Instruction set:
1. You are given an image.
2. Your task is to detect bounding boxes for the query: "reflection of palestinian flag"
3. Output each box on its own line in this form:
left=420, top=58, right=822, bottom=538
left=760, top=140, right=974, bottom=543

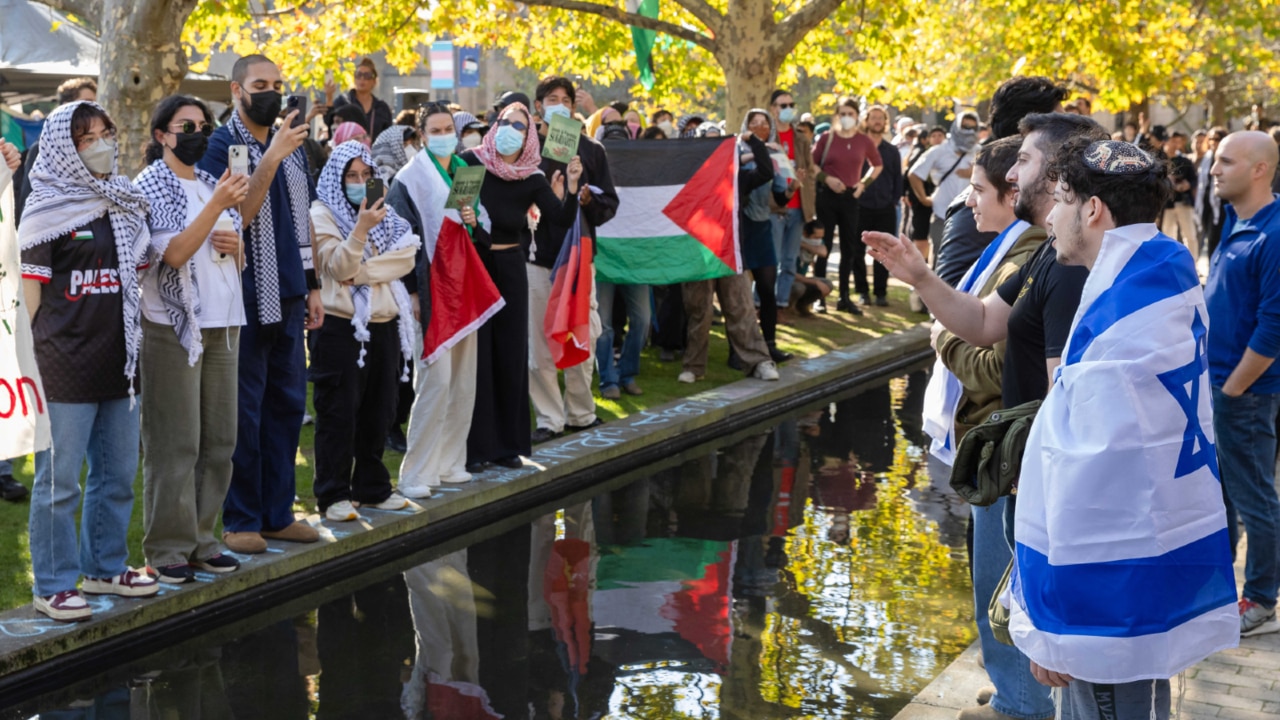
left=596, top=138, right=739, bottom=285
left=593, top=538, right=735, bottom=671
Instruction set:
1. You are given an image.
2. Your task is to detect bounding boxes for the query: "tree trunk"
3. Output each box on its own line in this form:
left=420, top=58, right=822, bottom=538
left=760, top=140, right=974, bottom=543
left=715, top=2, right=786, bottom=126
left=97, top=0, right=199, bottom=176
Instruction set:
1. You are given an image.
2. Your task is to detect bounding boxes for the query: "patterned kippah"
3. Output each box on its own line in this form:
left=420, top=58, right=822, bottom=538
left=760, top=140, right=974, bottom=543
left=1082, top=140, right=1155, bottom=174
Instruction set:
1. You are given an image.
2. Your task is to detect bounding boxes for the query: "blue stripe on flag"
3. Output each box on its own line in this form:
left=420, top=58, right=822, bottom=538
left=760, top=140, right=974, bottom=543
left=1012, top=528, right=1236, bottom=637
left=1065, top=238, right=1199, bottom=366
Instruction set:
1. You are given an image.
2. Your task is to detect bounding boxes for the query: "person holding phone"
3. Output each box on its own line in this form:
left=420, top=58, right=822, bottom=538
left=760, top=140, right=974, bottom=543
left=309, top=141, right=418, bottom=521
left=19, top=101, right=158, bottom=621
left=135, top=95, right=249, bottom=584
left=197, top=54, right=323, bottom=554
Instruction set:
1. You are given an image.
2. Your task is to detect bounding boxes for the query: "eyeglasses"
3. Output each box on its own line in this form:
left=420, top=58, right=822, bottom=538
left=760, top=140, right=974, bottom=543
left=344, top=169, right=375, bottom=182
left=74, top=127, right=117, bottom=150
left=498, top=119, right=528, bottom=131
left=168, top=120, right=214, bottom=137
left=775, top=102, right=795, bottom=109
left=355, top=71, right=376, bottom=80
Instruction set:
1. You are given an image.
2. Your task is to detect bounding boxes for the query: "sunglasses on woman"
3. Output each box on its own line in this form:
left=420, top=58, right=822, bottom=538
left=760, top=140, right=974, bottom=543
left=168, top=120, right=214, bottom=137
left=498, top=119, right=528, bottom=131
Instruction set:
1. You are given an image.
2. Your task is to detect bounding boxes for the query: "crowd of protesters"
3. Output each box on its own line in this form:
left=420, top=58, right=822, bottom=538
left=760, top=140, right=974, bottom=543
left=3, top=56, right=1280, bottom=720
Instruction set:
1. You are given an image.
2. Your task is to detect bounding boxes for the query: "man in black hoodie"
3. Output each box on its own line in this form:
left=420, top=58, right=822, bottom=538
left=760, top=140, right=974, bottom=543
left=527, top=78, right=621, bottom=443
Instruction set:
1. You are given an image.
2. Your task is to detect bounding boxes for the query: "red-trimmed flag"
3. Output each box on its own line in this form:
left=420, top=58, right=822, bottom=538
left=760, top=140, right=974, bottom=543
left=545, top=211, right=595, bottom=370
left=424, top=218, right=505, bottom=364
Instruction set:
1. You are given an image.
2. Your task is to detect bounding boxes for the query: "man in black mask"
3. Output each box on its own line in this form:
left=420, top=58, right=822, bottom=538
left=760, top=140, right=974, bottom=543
left=198, top=54, right=322, bottom=554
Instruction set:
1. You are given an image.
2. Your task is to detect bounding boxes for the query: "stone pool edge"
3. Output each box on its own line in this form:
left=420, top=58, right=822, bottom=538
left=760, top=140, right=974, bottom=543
left=0, top=324, right=931, bottom=690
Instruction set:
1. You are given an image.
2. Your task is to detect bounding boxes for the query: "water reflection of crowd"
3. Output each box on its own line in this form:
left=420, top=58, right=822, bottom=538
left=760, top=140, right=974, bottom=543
left=21, top=378, right=971, bottom=720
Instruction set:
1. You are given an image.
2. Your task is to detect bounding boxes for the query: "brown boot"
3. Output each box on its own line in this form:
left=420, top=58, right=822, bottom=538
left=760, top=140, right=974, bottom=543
left=223, top=531, right=268, bottom=554
left=261, top=521, right=320, bottom=543
left=976, top=686, right=995, bottom=705
left=957, top=704, right=1018, bottom=720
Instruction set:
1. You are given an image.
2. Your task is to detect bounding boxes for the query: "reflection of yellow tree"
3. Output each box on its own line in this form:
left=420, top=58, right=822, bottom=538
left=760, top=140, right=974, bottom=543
left=758, top=377, right=975, bottom=717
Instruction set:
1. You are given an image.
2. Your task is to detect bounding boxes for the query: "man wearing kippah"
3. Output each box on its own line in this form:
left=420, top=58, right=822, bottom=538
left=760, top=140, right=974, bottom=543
left=1205, top=131, right=1280, bottom=638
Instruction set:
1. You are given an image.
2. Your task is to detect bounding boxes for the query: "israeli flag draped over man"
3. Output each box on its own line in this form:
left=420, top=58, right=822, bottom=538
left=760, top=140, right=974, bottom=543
left=1009, top=222, right=1238, bottom=683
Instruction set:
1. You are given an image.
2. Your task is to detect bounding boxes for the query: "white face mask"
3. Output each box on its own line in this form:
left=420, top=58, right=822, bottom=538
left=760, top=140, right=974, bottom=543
left=461, top=133, right=482, bottom=149
left=839, top=116, right=857, bottom=131
left=78, top=137, right=117, bottom=176
left=658, top=120, right=675, bottom=136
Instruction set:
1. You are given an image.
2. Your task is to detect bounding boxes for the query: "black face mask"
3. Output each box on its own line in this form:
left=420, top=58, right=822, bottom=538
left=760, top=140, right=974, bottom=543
left=170, top=132, right=208, bottom=166
left=240, top=89, right=283, bottom=127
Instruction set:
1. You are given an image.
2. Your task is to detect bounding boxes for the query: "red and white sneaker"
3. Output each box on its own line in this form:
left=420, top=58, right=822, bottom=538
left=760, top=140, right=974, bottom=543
left=82, top=568, right=159, bottom=598
left=34, top=590, right=92, bottom=622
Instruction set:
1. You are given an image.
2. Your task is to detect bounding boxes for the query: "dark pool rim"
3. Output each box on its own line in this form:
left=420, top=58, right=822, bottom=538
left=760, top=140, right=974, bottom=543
left=0, top=347, right=933, bottom=706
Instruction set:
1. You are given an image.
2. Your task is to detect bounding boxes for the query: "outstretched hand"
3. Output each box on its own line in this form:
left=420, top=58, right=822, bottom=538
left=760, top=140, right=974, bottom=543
left=863, top=230, right=931, bottom=287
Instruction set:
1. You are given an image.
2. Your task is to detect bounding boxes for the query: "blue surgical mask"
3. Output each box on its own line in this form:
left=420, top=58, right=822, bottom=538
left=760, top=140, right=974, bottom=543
left=779, top=107, right=796, bottom=125
left=427, top=134, right=456, bottom=158
left=495, top=125, right=525, bottom=155
left=345, top=182, right=366, bottom=205
left=542, top=103, right=572, bottom=121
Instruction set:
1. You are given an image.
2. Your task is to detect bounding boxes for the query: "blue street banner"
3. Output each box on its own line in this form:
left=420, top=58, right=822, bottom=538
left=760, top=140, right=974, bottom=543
left=458, top=47, right=480, bottom=88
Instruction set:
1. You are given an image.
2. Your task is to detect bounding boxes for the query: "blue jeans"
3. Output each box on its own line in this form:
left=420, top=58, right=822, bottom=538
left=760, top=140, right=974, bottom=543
left=771, top=208, right=804, bottom=307
left=972, top=495, right=1055, bottom=720
left=30, top=398, right=141, bottom=596
left=1213, top=386, right=1280, bottom=607
left=596, top=281, right=651, bottom=389
left=225, top=298, right=308, bottom=533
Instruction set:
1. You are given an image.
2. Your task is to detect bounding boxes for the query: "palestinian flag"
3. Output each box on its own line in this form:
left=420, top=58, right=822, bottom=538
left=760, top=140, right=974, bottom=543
left=595, top=137, right=739, bottom=285
left=545, top=211, right=594, bottom=369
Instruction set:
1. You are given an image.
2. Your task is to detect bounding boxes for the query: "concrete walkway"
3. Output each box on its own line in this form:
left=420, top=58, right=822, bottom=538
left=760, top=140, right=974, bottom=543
left=894, top=540, right=1279, bottom=719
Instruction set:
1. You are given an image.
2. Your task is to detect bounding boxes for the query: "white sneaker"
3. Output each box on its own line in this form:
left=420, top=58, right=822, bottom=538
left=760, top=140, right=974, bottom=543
left=398, top=483, right=433, bottom=499
left=82, top=568, right=159, bottom=598
left=366, top=492, right=410, bottom=511
left=325, top=500, right=359, bottom=522
left=677, top=371, right=700, bottom=384
left=441, top=470, right=473, bottom=485
left=752, top=360, right=780, bottom=380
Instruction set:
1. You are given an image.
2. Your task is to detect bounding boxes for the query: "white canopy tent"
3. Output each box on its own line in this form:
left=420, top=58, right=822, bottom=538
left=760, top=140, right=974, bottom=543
left=0, top=0, right=230, bottom=104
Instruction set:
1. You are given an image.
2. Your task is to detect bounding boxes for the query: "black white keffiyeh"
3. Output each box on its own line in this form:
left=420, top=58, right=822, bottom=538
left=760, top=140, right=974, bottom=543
left=370, top=125, right=412, bottom=181
left=135, top=159, right=244, bottom=365
left=316, top=141, right=417, bottom=378
left=227, top=108, right=313, bottom=326
left=18, top=101, right=150, bottom=401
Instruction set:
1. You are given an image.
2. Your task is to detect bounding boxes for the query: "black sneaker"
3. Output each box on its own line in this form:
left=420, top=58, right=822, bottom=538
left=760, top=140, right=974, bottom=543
left=531, top=427, right=559, bottom=444
left=494, top=456, right=525, bottom=469
left=194, top=554, right=240, bottom=574
left=835, top=298, right=863, bottom=316
left=154, top=563, right=195, bottom=584
left=386, top=425, right=408, bottom=453
left=0, top=474, right=28, bottom=502
left=727, top=350, right=746, bottom=372
left=566, top=417, right=604, bottom=432
left=874, top=295, right=889, bottom=307
left=769, top=347, right=794, bottom=363
left=465, top=461, right=488, bottom=474
left=859, top=293, right=872, bottom=306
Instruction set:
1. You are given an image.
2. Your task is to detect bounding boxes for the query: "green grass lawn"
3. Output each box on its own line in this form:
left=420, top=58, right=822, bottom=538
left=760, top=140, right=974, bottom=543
left=0, top=284, right=923, bottom=610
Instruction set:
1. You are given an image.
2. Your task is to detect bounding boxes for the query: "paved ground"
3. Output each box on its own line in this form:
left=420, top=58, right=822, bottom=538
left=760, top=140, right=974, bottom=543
left=895, top=537, right=1280, bottom=719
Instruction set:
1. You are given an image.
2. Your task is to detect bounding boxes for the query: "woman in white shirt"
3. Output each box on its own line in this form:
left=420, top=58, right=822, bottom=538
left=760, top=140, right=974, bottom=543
left=136, top=95, right=249, bottom=585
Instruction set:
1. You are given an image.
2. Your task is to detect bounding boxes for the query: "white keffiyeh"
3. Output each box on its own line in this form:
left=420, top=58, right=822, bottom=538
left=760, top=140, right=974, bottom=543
left=135, top=159, right=243, bottom=365
left=18, top=101, right=150, bottom=403
left=316, top=141, right=418, bottom=377
left=227, top=108, right=313, bottom=326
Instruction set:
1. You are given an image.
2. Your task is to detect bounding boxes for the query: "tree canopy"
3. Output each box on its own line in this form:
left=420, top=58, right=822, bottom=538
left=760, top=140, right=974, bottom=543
left=179, top=0, right=1280, bottom=121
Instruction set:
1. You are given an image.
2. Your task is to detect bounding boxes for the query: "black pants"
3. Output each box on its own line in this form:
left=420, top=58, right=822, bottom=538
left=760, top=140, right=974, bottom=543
left=855, top=205, right=895, bottom=299
left=751, top=264, right=778, bottom=346
left=652, top=284, right=686, bottom=352
left=309, top=318, right=399, bottom=511
left=816, top=188, right=864, bottom=300
left=468, top=246, right=532, bottom=464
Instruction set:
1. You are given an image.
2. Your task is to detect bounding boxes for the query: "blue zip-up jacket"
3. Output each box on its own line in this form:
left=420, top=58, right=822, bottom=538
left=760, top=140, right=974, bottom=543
left=1206, top=194, right=1280, bottom=392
